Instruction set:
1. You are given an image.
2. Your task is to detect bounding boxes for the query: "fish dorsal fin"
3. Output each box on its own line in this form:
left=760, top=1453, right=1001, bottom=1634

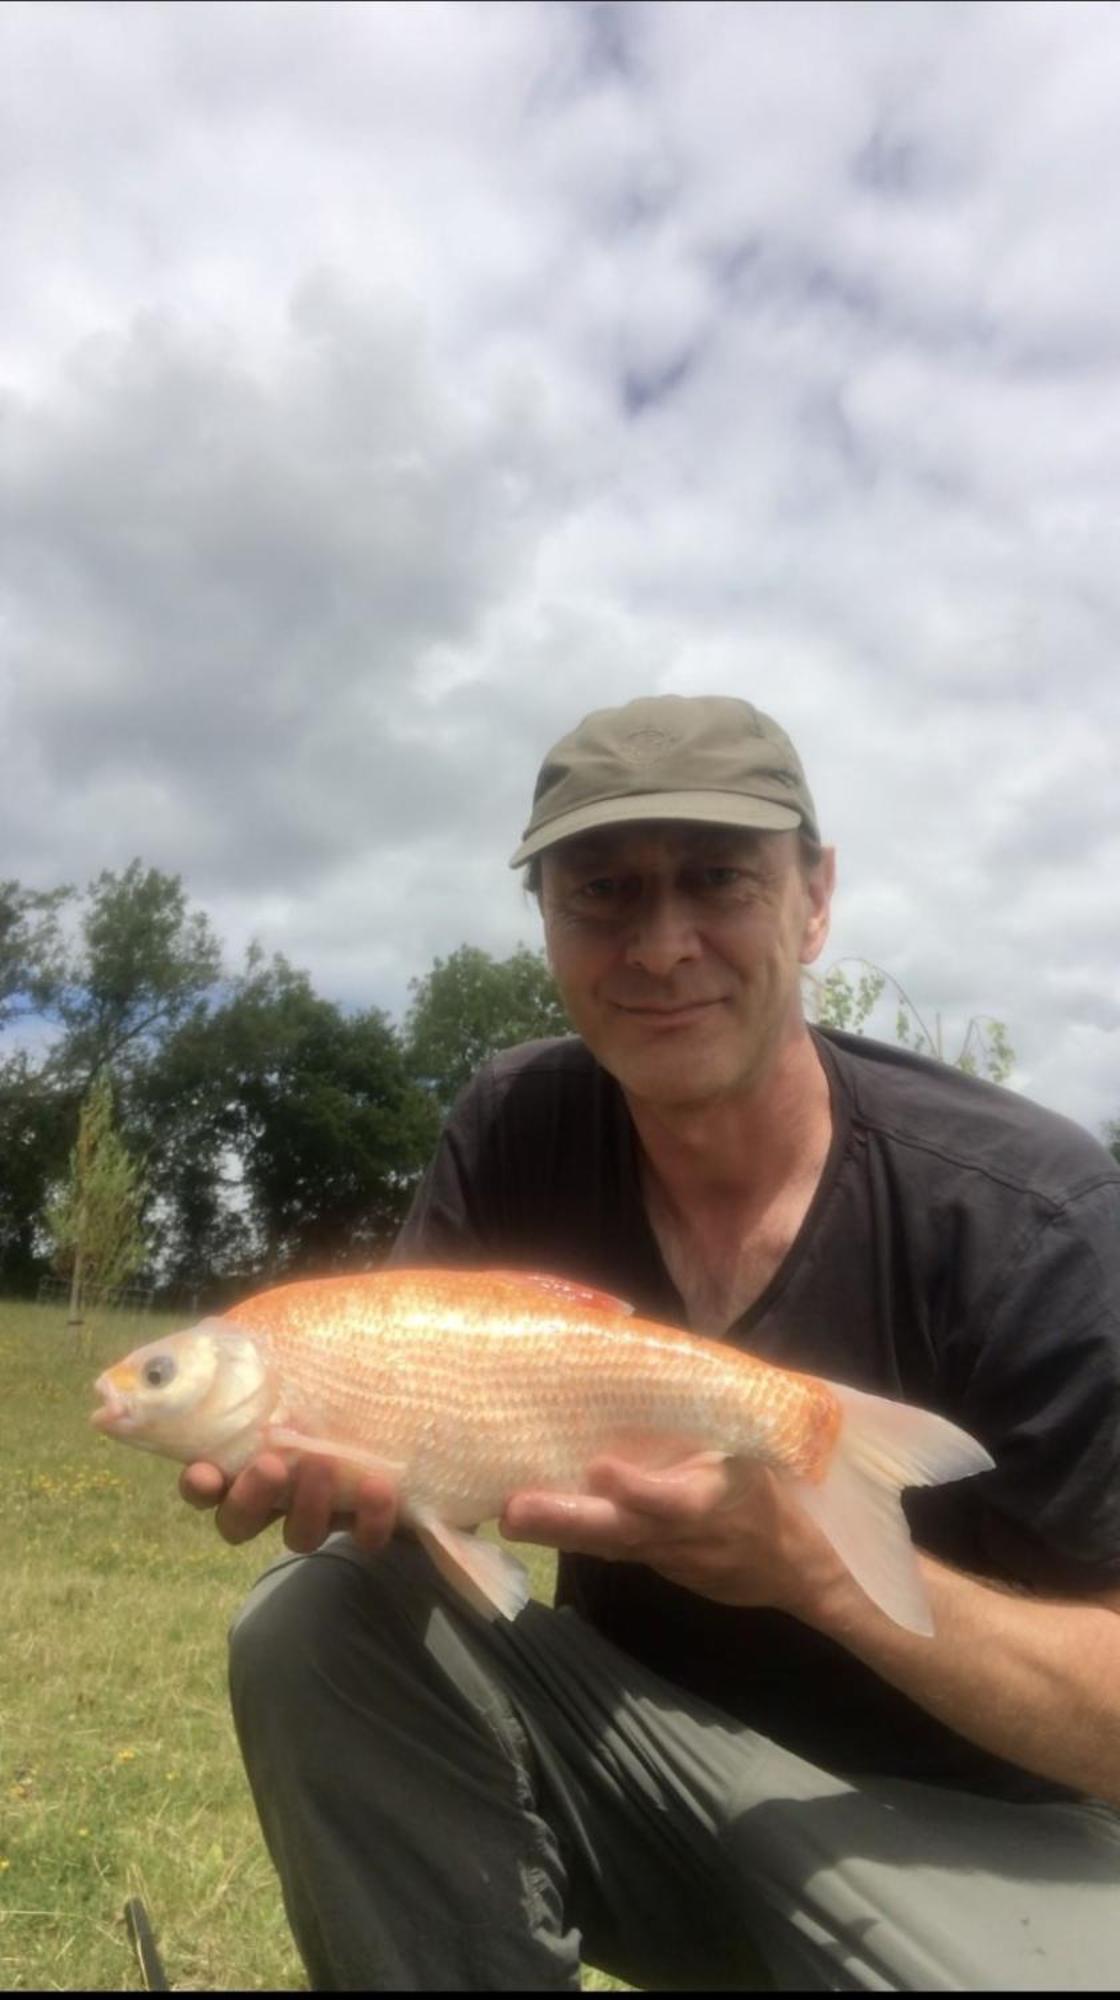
left=488, top=1270, right=635, bottom=1317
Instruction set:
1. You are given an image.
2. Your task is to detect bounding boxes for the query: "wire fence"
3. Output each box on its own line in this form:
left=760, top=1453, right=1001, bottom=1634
left=33, top=1274, right=203, bottom=1319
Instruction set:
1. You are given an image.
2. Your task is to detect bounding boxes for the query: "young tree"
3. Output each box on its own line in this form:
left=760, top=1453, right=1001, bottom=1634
left=404, top=944, right=569, bottom=1115
left=804, top=959, right=1015, bottom=1084
left=48, top=1071, right=147, bottom=1325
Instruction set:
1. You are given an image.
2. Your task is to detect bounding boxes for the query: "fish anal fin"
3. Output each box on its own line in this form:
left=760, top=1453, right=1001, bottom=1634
left=409, top=1504, right=530, bottom=1623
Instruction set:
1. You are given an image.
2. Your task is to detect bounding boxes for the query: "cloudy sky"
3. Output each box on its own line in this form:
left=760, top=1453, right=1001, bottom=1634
left=2, top=0, right=1118, bottom=1135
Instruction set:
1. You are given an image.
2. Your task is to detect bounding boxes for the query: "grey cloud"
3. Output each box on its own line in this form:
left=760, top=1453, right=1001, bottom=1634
left=2, top=0, right=1119, bottom=1135
left=1, top=282, right=567, bottom=892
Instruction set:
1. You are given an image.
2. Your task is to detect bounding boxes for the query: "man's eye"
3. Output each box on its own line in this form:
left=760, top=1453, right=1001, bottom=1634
left=578, top=877, right=620, bottom=900
left=697, top=866, right=743, bottom=890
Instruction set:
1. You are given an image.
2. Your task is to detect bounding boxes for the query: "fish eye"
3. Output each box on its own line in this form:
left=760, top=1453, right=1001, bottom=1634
left=142, top=1354, right=177, bottom=1390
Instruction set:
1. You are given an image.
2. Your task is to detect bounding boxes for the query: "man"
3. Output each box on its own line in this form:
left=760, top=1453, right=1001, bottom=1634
left=184, top=695, right=1120, bottom=1991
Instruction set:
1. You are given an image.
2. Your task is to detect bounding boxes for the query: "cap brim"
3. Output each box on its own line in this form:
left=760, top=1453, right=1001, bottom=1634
left=508, top=790, right=802, bottom=867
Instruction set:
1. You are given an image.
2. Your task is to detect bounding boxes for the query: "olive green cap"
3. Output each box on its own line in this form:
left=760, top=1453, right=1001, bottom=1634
left=509, top=694, right=819, bottom=867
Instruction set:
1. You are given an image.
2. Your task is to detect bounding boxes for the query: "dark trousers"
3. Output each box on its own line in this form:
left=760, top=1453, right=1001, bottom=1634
left=229, top=1535, right=1120, bottom=1991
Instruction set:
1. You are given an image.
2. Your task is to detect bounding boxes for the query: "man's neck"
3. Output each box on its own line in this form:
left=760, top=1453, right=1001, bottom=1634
left=625, top=1025, right=833, bottom=1220
left=624, top=1025, right=834, bottom=1336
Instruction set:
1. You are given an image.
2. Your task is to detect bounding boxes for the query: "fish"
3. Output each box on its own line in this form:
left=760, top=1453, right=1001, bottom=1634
left=90, top=1265, right=993, bottom=1634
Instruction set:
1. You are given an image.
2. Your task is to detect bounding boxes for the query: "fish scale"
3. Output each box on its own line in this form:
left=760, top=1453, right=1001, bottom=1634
left=92, top=1264, right=993, bottom=1633
left=227, top=1269, right=836, bottom=1501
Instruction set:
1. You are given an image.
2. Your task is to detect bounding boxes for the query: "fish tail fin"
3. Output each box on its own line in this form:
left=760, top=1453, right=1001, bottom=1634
left=790, top=1383, right=993, bottom=1636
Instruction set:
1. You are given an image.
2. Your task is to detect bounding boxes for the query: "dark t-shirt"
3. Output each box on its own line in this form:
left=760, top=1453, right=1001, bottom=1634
left=391, top=1027, right=1120, bottom=1800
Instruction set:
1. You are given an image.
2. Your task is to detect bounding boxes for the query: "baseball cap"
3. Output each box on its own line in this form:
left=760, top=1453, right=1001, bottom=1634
left=509, top=694, right=820, bottom=867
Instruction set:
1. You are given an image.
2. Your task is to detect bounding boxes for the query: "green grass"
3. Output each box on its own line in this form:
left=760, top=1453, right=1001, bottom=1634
left=0, top=1300, right=623, bottom=1991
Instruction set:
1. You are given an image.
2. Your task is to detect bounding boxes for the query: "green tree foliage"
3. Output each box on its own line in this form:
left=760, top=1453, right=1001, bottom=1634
left=46, top=1071, right=147, bottom=1322
left=140, top=951, right=439, bottom=1286
left=46, top=860, right=223, bottom=1089
left=404, top=944, right=569, bottom=1115
left=0, top=880, right=70, bottom=1029
left=806, top=959, right=1015, bottom=1083
left=0, top=864, right=224, bottom=1290
left=0, top=1055, right=73, bottom=1291
left=1105, top=1119, right=1120, bottom=1167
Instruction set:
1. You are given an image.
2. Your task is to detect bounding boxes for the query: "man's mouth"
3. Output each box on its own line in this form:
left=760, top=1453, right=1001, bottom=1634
left=613, top=998, right=724, bottom=1023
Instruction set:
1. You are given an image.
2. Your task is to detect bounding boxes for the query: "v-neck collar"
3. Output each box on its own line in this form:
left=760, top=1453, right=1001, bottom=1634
left=609, top=1027, right=855, bottom=1344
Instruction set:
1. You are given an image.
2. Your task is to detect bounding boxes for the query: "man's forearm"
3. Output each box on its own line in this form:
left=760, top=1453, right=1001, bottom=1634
left=811, top=1555, right=1120, bottom=1804
left=503, top=1457, right=1120, bottom=1804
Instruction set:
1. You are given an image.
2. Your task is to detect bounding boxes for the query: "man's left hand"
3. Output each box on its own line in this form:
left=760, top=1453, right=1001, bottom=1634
left=499, top=1454, right=848, bottom=1622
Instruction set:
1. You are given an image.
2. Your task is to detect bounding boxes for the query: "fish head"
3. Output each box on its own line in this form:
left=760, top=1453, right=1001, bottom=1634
left=91, top=1320, right=274, bottom=1473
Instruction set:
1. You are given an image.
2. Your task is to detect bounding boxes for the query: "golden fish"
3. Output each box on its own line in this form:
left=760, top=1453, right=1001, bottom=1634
left=90, top=1266, right=992, bottom=1633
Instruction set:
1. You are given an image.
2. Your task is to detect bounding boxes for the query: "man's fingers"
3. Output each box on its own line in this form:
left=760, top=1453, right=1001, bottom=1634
left=183, top=1450, right=400, bottom=1555
left=215, top=1454, right=292, bottom=1545
left=500, top=1453, right=754, bottom=1558
left=586, top=1453, right=742, bottom=1521
left=179, top=1462, right=228, bottom=1510
left=282, top=1456, right=339, bottom=1554
left=501, top=1490, right=635, bottom=1555
left=349, top=1475, right=399, bottom=1554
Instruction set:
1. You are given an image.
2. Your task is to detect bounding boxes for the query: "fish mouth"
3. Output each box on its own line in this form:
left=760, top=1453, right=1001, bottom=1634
left=90, top=1372, right=135, bottom=1434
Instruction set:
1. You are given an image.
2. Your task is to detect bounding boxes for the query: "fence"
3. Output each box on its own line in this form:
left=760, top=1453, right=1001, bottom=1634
left=34, top=1275, right=203, bottom=1318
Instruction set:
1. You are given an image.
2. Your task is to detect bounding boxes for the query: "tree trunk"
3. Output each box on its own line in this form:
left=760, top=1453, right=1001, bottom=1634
left=68, top=1241, right=84, bottom=1328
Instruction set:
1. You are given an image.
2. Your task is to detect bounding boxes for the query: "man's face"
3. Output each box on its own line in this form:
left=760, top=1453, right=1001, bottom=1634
left=540, top=822, right=834, bottom=1110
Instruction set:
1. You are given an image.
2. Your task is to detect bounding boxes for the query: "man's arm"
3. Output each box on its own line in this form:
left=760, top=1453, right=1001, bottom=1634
left=501, top=1454, right=1120, bottom=1806
left=833, top=1551, right=1120, bottom=1805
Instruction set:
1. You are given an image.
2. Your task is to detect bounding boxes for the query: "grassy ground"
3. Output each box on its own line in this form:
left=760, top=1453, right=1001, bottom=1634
left=0, top=1299, right=623, bottom=1991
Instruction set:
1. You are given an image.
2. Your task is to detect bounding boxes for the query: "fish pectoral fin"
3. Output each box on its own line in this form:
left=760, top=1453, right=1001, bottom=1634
left=263, top=1425, right=406, bottom=1504
left=409, top=1503, right=530, bottom=1624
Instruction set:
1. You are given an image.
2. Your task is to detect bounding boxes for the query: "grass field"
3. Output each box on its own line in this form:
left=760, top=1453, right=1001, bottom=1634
left=0, top=1299, right=623, bottom=1991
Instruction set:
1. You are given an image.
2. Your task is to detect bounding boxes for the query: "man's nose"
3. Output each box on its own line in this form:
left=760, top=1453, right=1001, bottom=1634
left=622, top=891, right=702, bottom=974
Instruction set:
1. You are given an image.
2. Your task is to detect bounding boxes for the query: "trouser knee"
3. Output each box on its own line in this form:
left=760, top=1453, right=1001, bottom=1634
left=227, top=1537, right=426, bottom=1728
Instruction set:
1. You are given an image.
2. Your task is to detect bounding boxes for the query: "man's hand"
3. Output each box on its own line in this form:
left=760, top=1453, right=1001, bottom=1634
left=179, top=1454, right=399, bottom=1556
left=499, top=1454, right=849, bottom=1622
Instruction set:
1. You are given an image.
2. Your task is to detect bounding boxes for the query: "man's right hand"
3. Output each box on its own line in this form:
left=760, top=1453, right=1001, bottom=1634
left=179, top=1454, right=400, bottom=1556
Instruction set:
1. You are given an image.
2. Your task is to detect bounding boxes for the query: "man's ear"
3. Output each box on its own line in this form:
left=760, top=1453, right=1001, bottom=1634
left=799, top=847, right=836, bottom=967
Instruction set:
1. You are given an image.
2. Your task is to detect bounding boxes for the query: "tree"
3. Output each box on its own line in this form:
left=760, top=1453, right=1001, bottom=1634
left=139, top=950, right=439, bottom=1287
left=1105, top=1119, right=1120, bottom=1168
left=0, top=863, right=224, bottom=1294
left=44, top=860, right=223, bottom=1091
left=0, top=880, right=70, bottom=1030
left=47, top=1070, right=147, bottom=1324
left=404, top=945, right=569, bottom=1114
left=0, top=1054, right=73, bottom=1292
left=805, top=959, right=1015, bottom=1084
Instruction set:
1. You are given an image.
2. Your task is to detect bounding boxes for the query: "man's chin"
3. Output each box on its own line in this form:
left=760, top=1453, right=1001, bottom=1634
left=602, top=1045, right=761, bottom=1111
